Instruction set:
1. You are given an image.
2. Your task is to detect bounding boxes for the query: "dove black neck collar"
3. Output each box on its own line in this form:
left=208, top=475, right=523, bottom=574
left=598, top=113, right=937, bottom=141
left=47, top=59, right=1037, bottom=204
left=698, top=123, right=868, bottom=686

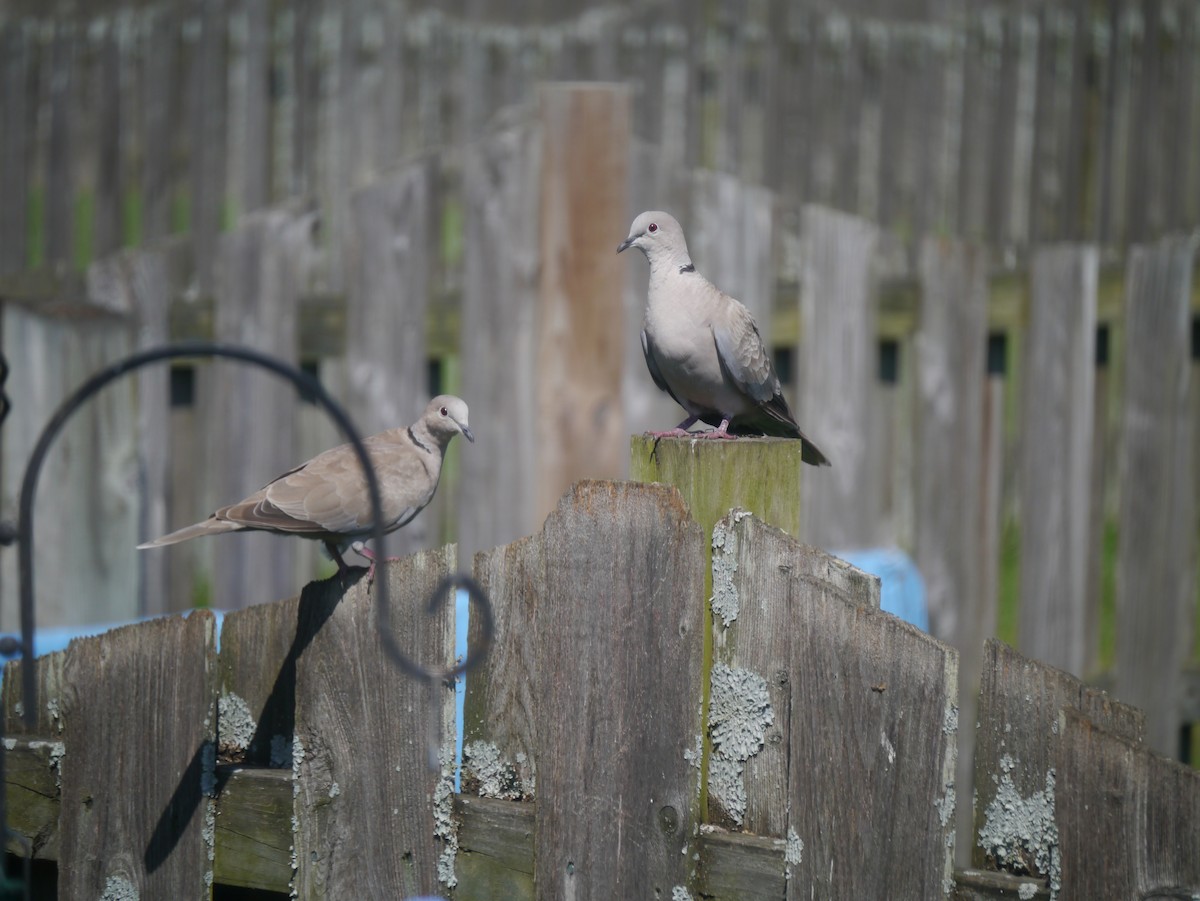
left=407, top=426, right=436, bottom=455
left=678, top=262, right=695, bottom=274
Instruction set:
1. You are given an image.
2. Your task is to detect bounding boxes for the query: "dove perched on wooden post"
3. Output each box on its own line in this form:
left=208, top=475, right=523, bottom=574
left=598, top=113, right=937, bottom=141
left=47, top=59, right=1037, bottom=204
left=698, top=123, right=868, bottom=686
left=138, top=395, right=474, bottom=571
left=618, top=211, right=830, bottom=466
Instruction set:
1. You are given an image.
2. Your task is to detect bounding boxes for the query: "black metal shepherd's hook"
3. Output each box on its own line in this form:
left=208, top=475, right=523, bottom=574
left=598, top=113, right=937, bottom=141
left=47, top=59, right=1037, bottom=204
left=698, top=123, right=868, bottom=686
left=0, top=342, right=494, bottom=862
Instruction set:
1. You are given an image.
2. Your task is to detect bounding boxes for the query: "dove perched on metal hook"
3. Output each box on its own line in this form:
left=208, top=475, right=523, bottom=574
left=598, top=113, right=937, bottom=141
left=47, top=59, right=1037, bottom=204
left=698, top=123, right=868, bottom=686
left=138, top=395, right=474, bottom=570
left=618, top=211, right=829, bottom=466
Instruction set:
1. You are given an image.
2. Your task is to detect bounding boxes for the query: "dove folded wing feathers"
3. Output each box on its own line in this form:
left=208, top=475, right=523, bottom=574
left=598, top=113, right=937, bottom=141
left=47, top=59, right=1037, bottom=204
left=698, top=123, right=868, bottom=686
left=137, top=394, right=474, bottom=570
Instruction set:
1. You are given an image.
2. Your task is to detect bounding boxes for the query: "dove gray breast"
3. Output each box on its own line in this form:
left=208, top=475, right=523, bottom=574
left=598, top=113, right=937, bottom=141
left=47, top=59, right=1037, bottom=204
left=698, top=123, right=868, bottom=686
left=618, top=210, right=829, bottom=466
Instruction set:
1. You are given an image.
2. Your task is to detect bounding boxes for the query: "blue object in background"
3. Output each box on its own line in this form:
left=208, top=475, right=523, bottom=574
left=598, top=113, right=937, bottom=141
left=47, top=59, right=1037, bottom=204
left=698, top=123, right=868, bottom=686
left=835, top=548, right=929, bottom=631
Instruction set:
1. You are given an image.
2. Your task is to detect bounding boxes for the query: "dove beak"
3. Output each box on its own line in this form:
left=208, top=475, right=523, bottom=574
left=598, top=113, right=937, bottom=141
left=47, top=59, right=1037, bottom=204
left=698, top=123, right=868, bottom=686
left=616, top=235, right=635, bottom=254
left=460, top=424, right=475, bottom=443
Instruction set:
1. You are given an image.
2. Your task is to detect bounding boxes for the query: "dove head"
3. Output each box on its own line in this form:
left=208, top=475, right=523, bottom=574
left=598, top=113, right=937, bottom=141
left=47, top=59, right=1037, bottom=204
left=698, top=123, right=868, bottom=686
left=420, top=395, right=474, bottom=446
left=617, top=211, right=692, bottom=271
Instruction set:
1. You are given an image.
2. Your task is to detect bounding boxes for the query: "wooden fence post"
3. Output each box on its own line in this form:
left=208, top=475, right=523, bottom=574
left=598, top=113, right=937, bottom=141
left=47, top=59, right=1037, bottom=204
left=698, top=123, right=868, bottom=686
left=797, top=204, right=880, bottom=549
left=1018, top=245, right=1098, bottom=676
left=1116, top=234, right=1197, bottom=756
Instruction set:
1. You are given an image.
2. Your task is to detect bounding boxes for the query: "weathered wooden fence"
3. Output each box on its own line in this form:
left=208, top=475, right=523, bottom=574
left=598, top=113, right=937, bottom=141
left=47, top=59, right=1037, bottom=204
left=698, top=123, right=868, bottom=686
left=1, top=0, right=1198, bottom=868
left=2, top=444, right=1197, bottom=898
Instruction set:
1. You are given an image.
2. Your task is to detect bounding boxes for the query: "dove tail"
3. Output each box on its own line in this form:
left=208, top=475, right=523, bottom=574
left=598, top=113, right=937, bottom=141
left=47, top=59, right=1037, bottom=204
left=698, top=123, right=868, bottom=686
left=137, top=517, right=243, bottom=549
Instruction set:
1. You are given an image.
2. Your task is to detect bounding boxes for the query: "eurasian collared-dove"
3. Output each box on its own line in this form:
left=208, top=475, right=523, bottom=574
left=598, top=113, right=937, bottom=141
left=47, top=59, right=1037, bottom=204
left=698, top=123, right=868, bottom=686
left=138, top=395, right=474, bottom=570
left=618, top=211, right=830, bottom=466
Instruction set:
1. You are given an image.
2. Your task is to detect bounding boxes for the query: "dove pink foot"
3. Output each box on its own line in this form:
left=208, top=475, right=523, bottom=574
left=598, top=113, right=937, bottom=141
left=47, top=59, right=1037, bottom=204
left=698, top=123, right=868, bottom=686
left=647, top=415, right=702, bottom=439
left=351, top=541, right=404, bottom=582
left=690, top=418, right=737, bottom=440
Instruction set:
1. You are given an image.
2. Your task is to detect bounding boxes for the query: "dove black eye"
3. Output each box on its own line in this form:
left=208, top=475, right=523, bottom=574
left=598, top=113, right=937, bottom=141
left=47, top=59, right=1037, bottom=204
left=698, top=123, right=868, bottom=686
left=648, top=223, right=658, bottom=233
left=440, top=406, right=448, bottom=416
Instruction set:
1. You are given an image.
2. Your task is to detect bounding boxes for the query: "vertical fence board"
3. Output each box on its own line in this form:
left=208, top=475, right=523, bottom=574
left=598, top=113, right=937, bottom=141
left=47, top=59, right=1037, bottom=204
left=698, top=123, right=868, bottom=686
left=239, top=0, right=271, bottom=212
left=1116, top=234, right=1197, bottom=756
left=784, top=553, right=958, bottom=899
left=44, top=27, right=76, bottom=267
left=534, top=482, right=704, bottom=900
left=187, top=0, right=228, bottom=294
left=292, top=549, right=456, bottom=899
left=710, top=512, right=879, bottom=837
left=1056, top=708, right=1200, bottom=898
left=1, top=23, right=32, bottom=275
left=207, top=208, right=314, bottom=609
left=973, top=639, right=1145, bottom=875
left=458, top=112, right=541, bottom=561
left=93, top=24, right=124, bottom=260
left=535, top=84, right=630, bottom=523
left=1018, top=245, right=1098, bottom=676
left=797, top=205, right=880, bottom=549
left=141, top=7, right=181, bottom=243
left=58, top=612, right=218, bottom=898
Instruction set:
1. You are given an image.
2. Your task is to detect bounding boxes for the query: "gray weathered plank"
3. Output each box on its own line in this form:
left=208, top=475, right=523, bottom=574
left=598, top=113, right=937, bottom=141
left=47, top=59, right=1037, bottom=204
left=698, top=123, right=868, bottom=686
left=140, top=6, right=181, bottom=243
left=187, top=0, right=229, bottom=294
left=534, top=481, right=704, bottom=900
left=44, top=26, right=76, bottom=267
left=783, top=541, right=959, bottom=898
left=1018, top=245, right=1098, bottom=676
left=93, top=23, right=124, bottom=260
left=1115, top=234, right=1197, bottom=755
left=913, top=235, right=988, bottom=643
left=206, top=207, right=316, bottom=608
left=213, top=765, right=292, bottom=892
left=86, top=238, right=193, bottom=614
left=797, top=204, right=880, bottom=549
left=1055, top=707, right=1200, bottom=898
left=0, top=22, right=32, bottom=275
left=973, top=639, right=1145, bottom=878
left=457, top=108, right=541, bottom=561
left=292, top=549, right=457, bottom=899
left=58, top=611, right=218, bottom=898
left=709, top=511, right=879, bottom=836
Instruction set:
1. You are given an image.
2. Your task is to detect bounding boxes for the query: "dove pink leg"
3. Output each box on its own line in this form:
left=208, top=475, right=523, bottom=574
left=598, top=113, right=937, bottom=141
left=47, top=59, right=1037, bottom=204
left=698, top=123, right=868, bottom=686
left=647, top=415, right=702, bottom=439
left=350, top=542, right=404, bottom=582
left=691, top=418, right=737, bottom=440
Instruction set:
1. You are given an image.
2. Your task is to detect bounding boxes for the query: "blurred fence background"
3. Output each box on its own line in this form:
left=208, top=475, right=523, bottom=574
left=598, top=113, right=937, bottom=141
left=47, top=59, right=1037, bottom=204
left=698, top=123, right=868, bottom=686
left=0, top=0, right=1197, bottom=780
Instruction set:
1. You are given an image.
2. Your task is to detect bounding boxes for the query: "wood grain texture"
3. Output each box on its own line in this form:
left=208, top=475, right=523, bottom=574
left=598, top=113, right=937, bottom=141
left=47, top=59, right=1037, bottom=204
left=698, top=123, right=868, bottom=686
left=291, top=548, right=456, bottom=899
left=780, top=546, right=958, bottom=898
left=463, top=534, right=542, bottom=799
left=534, top=481, right=705, bottom=900
left=1019, top=245, right=1098, bottom=677
left=1056, top=708, right=1200, bottom=899
left=58, top=611, right=218, bottom=899
left=217, top=592, right=306, bottom=766
left=1116, top=235, right=1197, bottom=755
left=213, top=766, right=292, bottom=891
left=630, top=434, right=809, bottom=541
left=709, top=511, right=879, bottom=836
left=535, top=84, right=630, bottom=524
left=973, top=639, right=1145, bottom=876
left=0, top=22, right=31, bottom=275
left=797, top=204, right=881, bottom=548
left=457, top=108, right=541, bottom=562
